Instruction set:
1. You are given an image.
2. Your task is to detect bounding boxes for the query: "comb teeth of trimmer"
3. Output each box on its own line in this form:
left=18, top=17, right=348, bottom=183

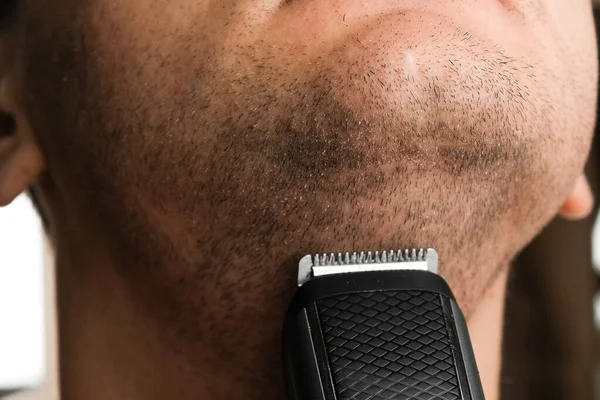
left=297, top=248, right=438, bottom=286
left=313, top=248, right=426, bottom=266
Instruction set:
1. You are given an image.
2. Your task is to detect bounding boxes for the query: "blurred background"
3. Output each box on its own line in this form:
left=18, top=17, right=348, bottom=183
left=0, top=196, right=57, bottom=400
left=5, top=5, right=600, bottom=400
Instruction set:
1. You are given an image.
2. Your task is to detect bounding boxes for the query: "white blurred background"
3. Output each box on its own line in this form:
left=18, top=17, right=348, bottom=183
left=0, top=195, right=57, bottom=400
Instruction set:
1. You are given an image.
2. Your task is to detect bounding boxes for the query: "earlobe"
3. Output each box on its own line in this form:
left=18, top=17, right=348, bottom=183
left=558, top=175, right=594, bottom=220
left=0, top=77, right=46, bottom=207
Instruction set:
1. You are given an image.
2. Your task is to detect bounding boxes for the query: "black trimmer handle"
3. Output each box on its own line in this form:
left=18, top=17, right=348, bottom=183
left=283, top=270, right=485, bottom=400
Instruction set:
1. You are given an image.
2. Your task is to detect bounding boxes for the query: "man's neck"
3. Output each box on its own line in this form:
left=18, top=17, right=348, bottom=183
left=55, top=238, right=507, bottom=400
left=55, top=234, right=291, bottom=400
left=469, top=268, right=508, bottom=400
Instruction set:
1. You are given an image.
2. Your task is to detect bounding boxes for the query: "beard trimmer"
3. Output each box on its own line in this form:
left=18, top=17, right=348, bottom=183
left=283, top=248, right=485, bottom=400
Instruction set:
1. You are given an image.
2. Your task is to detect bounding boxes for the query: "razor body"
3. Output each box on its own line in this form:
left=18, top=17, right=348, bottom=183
left=283, top=249, right=484, bottom=400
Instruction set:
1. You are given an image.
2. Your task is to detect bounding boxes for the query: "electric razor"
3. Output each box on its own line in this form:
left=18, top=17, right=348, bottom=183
left=283, top=248, right=485, bottom=400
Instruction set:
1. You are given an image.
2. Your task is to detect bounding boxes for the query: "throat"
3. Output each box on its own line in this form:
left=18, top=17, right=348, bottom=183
left=55, top=245, right=291, bottom=400
left=467, top=266, right=509, bottom=400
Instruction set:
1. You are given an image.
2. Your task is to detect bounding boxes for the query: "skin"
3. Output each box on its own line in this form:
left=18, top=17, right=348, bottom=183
left=0, top=0, right=597, bottom=399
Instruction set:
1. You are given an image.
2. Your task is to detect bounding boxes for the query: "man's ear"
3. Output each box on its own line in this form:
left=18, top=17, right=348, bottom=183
left=0, top=61, right=46, bottom=207
left=559, top=175, right=594, bottom=220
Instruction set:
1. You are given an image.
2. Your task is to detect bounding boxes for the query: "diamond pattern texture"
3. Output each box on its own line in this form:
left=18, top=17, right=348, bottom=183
left=317, top=291, right=461, bottom=400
